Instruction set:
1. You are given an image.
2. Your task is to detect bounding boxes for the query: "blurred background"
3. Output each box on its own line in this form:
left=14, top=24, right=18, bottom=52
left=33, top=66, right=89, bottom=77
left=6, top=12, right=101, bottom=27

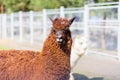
left=0, top=0, right=120, bottom=80
left=0, top=0, right=119, bottom=57
left=0, top=0, right=118, bottom=13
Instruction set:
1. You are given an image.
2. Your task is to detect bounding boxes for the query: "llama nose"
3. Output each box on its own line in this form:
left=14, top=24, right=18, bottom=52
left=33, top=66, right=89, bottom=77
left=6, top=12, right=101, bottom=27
left=57, top=38, right=63, bottom=42
left=57, top=35, right=63, bottom=43
left=57, top=35, right=62, bottom=39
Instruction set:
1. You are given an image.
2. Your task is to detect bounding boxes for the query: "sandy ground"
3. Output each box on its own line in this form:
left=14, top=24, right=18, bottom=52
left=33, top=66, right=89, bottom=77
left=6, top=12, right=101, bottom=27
left=0, top=39, right=120, bottom=80
left=72, top=54, right=120, bottom=80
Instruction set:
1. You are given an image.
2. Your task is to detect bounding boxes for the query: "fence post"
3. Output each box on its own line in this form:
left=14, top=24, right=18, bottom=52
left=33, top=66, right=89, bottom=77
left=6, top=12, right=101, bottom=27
left=43, top=9, right=47, bottom=41
left=30, top=11, right=34, bottom=44
left=19, top=11, right=23, bottom=42
left=60, top=6, right=65, bottom=18
left=84, top=4, right=89, bottom=54
left=0, top=15, right=1, bottom=38
left=2, top=14, right=7, bottom=39
left=10, top=13, right=14, bottom=40
left=118, top=1, right=120, bottom=60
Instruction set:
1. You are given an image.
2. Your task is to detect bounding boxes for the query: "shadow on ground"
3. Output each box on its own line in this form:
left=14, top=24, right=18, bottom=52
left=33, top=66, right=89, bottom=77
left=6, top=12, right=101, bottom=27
left=72, top=73, right=105, bottom=80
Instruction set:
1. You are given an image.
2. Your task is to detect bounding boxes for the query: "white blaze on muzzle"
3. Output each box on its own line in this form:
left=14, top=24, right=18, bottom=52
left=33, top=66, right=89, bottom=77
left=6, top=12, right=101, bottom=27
left=56, top=30, right=64, bottom=43
left=57, top=38, right=63, bottom=43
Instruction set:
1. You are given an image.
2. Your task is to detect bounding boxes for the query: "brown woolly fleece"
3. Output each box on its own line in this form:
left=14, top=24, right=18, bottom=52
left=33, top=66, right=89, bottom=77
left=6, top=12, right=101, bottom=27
left=0, top=17, right=75, bottom=80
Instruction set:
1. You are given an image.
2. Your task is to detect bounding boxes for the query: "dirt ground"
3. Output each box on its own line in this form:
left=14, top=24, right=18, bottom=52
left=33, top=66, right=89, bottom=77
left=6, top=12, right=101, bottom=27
left=0, top=39, right=120, bottom=80
left=72, top=54, right=120, bottom=80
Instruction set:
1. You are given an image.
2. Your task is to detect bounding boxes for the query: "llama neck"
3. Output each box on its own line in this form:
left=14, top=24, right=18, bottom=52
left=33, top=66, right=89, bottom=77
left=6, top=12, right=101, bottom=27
left=42, top=32, right=72, bottom=56
left=32, top=31, right=72, bottom=80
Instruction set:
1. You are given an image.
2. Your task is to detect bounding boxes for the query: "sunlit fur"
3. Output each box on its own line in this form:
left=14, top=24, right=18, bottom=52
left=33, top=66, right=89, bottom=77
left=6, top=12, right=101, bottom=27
left=0, top=17, right=75, bottom=80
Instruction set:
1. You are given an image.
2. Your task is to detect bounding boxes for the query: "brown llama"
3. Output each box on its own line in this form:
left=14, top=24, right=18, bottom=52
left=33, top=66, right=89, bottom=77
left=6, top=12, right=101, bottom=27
left=0, top=17, right=75, bottom=80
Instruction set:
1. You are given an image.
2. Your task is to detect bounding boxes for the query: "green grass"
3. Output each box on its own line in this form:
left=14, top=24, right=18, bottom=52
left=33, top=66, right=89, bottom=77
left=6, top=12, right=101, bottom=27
left=0, top=45, right=10, bottom=50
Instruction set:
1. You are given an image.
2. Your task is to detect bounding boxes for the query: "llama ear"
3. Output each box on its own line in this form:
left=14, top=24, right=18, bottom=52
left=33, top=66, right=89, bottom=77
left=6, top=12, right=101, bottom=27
left=69, top=17, right=76, bottom=25
left=49, top=17, right=53, bottom=22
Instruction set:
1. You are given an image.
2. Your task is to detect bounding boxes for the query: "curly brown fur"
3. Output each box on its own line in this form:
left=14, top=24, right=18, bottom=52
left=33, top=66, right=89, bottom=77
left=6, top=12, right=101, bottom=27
left=0, top=50, right=38, bottom=80
left=0, top=17, right=75, bottom=80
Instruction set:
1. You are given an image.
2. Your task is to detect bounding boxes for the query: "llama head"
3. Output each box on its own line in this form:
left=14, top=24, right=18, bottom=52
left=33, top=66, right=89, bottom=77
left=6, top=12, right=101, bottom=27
left=50, top=17, right=76, bottom=45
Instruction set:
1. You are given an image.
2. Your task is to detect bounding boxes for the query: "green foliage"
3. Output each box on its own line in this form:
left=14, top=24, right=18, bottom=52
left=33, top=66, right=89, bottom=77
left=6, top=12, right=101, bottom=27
left=0, top=0, right=119, bottom=12
left=29, top=0, right=84, bottom=11
left=1, top=0, right=30, bottom=13
left=28, top=0, right=44, bottom=11
left=57, top=0, right=84, bottom=8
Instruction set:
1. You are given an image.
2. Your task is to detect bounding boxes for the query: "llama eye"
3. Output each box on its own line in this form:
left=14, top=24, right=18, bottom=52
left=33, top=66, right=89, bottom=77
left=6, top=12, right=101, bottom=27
left=64, top=30, right=69, bottom=34
left=52, top=27, right=57, bottom=34
left=53, top=29, right=56, bottom=33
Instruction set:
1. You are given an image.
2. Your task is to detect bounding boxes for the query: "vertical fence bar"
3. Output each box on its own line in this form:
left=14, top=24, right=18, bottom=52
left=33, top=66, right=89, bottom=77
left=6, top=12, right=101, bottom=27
left=117, top=1, right=120, bottom=60
left=0, top=15, right=1, bottom=38
left=30, top=11, right=34, bottom=44
left=2, top=14, right=7, bottom=39
left=43, top=9, right=47, bottom=41
left=19, top=11, right=23, bottom=42
left=60, top=6, right=65, bottom=18
left=2, top=14, right=4, bottom=38
left=84, top=4, right=89, bottom=54
left=10, top=13, right=14, bottom=40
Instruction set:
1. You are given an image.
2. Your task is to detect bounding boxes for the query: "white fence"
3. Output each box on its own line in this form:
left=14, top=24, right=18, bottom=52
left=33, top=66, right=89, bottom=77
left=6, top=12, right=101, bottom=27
left=0, top=7, right=84, bottom=45
left=0, top=2, right=120, bottom=60
left=86, top=2, right=120, bottom=60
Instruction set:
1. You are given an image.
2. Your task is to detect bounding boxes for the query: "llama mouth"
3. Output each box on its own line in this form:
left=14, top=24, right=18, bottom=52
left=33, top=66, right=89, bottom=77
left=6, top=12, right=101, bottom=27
left=57, top=39, right=63, bottom=44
